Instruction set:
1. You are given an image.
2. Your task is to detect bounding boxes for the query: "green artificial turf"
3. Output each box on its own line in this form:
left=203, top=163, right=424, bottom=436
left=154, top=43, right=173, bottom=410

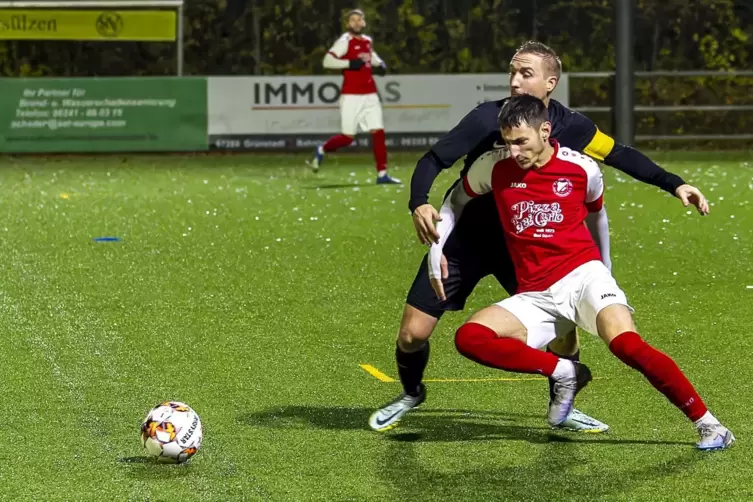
left=0, top=150, right=751, bottom=501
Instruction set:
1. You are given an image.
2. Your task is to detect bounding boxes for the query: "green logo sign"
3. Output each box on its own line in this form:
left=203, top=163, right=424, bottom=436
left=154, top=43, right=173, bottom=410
left=0, top=78, right=208, bottom=153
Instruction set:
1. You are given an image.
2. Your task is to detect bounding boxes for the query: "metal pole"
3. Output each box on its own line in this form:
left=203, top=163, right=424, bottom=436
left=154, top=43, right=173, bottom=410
left=253, top=5, right=261, bottom=74
left=615, top=0, right=634, bottom=145
left=177, top=3, right=184, bottom=76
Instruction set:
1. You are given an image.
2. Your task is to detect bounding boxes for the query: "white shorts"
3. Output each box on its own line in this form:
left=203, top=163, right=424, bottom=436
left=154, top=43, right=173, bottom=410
left=340, top=93, right=383, bottom=136
left=496, top=260, right=633, bottom=349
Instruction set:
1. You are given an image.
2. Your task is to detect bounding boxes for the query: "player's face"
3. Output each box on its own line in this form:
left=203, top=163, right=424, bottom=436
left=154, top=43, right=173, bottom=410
left=348, top=14, right=366, bottom=34
left=502, top=121, right=552, bottom=169
left=509, top=53, right=557, bottom=100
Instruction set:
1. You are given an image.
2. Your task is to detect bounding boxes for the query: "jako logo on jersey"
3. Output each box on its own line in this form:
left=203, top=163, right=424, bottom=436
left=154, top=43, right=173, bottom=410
left=510, top=201, right=564, bottom=234
left=510, top=182, right=527, bottom=188
left=600, top=293, right=617, bottom=300
left=552, top=178, right=573, bottom=197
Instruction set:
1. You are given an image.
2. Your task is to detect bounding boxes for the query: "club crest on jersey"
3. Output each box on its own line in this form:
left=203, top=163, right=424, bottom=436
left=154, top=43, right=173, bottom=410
left=552, top=178, right=573, bottom=198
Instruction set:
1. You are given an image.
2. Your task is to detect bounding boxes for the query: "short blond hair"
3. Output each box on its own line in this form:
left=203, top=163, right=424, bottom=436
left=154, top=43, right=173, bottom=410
left=515, top=41, right=562, bottom=79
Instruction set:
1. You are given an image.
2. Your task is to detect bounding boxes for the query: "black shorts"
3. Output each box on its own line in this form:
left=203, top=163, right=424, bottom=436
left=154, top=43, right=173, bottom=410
left=406, top=194, right=517, bottom=319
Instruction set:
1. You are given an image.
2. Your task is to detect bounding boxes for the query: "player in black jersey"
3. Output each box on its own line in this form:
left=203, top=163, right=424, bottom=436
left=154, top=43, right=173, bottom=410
left=369, top=41, right=709, bottom=432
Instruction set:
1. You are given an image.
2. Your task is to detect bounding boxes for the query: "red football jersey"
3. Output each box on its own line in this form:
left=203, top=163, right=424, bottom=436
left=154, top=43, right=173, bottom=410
left=328, top=32, right=383, bottom=95
left=463, top=140, right=604, bottom=293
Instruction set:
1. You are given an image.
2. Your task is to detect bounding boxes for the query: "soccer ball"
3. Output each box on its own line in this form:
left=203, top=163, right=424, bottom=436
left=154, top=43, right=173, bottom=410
left=141, top=401, right=203, bottom=463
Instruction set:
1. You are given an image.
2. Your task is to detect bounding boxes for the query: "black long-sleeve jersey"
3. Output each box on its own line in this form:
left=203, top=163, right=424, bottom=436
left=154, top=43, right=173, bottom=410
left=408, top=98, right=686, bottom=212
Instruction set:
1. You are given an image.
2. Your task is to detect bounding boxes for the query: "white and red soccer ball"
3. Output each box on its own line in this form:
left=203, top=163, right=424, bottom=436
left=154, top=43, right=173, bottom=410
left=141, top=401, right=203, bottom=463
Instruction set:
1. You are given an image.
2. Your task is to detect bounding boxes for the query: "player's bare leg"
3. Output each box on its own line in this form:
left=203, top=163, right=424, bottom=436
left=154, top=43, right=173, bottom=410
left=371, top=128, right=401, bottom=184
left=308, top=134, right=354, bottom=172
left=454, top=305, right=592, bottom=427
left=369, top=305, right=435, bottom=431
left=596, top=304, right=734, bottom=451
left=546, top=331, right=609, bottom=432
left=548, top=329, right=579, bottom=357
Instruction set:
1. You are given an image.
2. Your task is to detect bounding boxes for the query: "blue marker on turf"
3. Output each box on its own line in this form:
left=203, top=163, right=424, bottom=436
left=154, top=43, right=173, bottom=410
left=93, top=237, right=121, bottom=242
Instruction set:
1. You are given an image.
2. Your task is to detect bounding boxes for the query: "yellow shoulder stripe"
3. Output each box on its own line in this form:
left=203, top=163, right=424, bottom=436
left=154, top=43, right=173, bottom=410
left=583, top=129, right=615, bottom=161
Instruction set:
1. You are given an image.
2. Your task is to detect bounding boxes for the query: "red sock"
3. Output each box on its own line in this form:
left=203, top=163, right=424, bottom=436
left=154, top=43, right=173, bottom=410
left=455, top=322, right=559, bottom=376
left=322, top=134, right=353, bottom=153
left=371, top=129, right=387, bottom=173
left=609, top=332, right=707, bottom=421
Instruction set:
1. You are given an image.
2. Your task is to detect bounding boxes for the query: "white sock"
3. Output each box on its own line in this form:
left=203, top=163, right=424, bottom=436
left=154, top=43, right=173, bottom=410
left=551, top=359, right=575, bottom=381
left=377, top=170, right=388, bottom=178
left=694, top=411, right=720, bottom=429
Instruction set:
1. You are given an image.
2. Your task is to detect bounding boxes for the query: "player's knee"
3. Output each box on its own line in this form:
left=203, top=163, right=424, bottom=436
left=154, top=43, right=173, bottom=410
left=397, top=324, right=432, bottom=351
left=548, top=329, right=579, bottom=356
left=454, top=323, right=474, bottom=355
left=607, top=331, right=651, bottom=369
left=397, top=305, right=438, bottom=350
left=454, top=322, right=496, bottom=357
left=596, top=304, right=636, bottom=344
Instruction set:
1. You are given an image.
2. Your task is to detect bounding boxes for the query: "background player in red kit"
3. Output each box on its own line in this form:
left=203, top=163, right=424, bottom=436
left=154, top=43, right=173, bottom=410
left=309, top=9, right=400, bottom=185
left=431, top=95, right=734, bottom=451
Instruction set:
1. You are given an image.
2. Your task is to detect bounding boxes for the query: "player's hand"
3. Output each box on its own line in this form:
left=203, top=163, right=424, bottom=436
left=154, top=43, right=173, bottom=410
left=372, top=64, right=387, bottom=76
left=348, top=59, right=365, bottom=70
left=412, top=204, right=442, bottom=245
left=429, top=254, right=449, bottom=301
left=675, top=184, right=710, bottom=215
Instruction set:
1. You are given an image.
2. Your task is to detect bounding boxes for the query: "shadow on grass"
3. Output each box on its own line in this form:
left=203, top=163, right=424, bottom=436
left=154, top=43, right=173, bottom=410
left=118, top=455, right=196, bottom=479
left=303, top=182, right=383, bottom=190
left=380, top=436, right=704, bottom=501
left=239, top=405, right=705, bottom=500
left=237, top=405, right=694, bottom=447
left=118, top=456, right=152, bottom=464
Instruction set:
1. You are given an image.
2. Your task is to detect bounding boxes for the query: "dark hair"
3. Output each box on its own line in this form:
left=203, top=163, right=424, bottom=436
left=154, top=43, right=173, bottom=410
left=514, top=41, right=562, bottom=79
left=498, top=95, right=549, bottom=130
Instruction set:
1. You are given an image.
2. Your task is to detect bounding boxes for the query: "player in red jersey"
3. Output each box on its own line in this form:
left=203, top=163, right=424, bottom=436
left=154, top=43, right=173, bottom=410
left=430, top=95, right=734, bottom=451
left=308, top=9, right=400, bottom=185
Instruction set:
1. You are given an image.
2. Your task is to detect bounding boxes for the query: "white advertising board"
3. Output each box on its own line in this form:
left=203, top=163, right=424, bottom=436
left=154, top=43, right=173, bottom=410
left=208, top=74, right=569, bottom=150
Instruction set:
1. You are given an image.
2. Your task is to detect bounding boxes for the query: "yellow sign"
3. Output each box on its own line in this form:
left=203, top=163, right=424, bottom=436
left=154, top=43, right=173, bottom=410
left=0, top=10, right=176, bottom=41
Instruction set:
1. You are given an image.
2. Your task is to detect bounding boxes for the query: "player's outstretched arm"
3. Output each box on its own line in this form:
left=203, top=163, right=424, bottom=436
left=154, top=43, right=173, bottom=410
left=558, top=108, right=709, bottom=215
left=582, top=128, right=709, bottom=215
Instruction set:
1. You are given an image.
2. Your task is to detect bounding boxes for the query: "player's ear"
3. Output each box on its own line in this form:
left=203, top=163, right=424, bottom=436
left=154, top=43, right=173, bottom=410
left=546, top=75, right=558, bottom=94
left=540, top=121, right=552, bottom=141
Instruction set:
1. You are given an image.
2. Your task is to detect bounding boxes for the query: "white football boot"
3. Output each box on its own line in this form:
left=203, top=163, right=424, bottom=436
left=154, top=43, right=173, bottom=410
left=548, top=362, right=592, bottom=427
left=696, top=423, right=735, bottom=451
left=369, top=384, right=426, bottom=432
left=554, top=408, right=610, bottom=433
